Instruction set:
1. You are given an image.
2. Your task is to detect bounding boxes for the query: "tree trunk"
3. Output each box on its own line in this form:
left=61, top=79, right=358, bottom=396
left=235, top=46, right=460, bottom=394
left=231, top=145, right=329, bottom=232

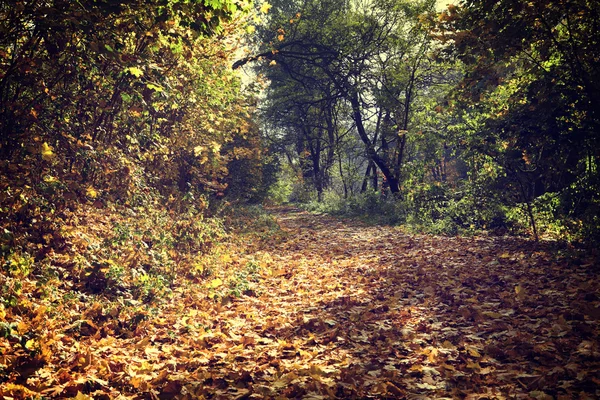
left=338, top=152, right=348, bottom=199
left=350, top=93, right=400, bottom=194
left=361, top=162, right=372, bottom=193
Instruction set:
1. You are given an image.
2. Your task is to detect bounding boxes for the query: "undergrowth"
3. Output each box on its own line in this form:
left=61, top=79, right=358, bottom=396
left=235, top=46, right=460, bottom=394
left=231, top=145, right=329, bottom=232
left=0, top=188, right=283, bottom=394
left=299, top=187, right=541, bottom=239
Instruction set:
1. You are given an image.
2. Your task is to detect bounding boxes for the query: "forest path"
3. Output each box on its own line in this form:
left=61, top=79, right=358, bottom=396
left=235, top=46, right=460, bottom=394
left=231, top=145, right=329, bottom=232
left=33, top=207, right=598, bottom=399
left=203, top=206, right=599, bottom=399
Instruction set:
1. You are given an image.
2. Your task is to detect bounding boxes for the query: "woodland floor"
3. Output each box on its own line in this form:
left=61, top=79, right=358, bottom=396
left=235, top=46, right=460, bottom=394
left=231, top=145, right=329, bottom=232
left=3, top=207, right=600, bottom=399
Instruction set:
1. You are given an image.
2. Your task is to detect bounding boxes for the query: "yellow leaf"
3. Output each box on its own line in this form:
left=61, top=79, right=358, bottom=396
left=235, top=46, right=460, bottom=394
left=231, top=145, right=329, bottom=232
left=269, top=60, right=277, bottom=66
left=260, top=2, right=272, bottom=14
left=72, top=392, right=94, bottom=400
left=441, top=340, right=456, bottom=350
left=135, top=337, right=150, bottom=349
left=17, top=321, right=28, bottom=334
left=466, top=361, right=481, bottom=370
left=483, top=311, right=503, bottom=318
left=130, top=376, right=147, bottom=390
left=515, top=284, right=523, bottom=294
left=408, top=364, right=423, bottom=372
left=211, top=141, right=222, bottom=153
left=428, top=348, right=438, bottom=363
left=41, top=142, right=55, bottom=161
left=499, top=252, right=510, bottom=259
left=194, top=145, right=205, bottom=157
left=86, top=186, right=98, bottom=199
left=127, top=66, right=144, bottom=78
left=144, top=346, right=160, bottom=358
left=246, top=25, right=256, bottom=34
left=25, top=339, right=37, bottom=351
left=515, top=284, right=526, bottom=300
left=466, top=346, right=481, bottom=357
left=277, top=34, right=284, bottom=41
left=209, top=278, right=223, bottom=288
left=43, top=175, right=58, bottom=183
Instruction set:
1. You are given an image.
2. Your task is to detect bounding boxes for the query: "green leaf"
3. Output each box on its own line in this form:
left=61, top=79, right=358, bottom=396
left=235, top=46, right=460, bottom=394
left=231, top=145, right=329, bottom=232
left=146, top=83, right=163, bottom=92
left=126, top=67, right=144, bottom=78
left=204, top=0, right=221, bottom=9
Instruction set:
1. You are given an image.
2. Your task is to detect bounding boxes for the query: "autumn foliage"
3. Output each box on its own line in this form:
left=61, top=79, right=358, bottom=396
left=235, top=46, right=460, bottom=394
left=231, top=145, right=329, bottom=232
left=1, top=0, right=599, bottom=398
left=0, top=1, right=270, bottom=396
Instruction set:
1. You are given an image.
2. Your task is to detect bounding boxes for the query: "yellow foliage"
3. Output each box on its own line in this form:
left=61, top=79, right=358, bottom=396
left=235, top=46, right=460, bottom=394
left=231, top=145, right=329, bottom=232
left=41, top=142, right=55, bottom=161
left=260, top=2, right=272, bottom=14
left=86, top=186, right=98, bottom=199
left=209, top=278, right=223, bottom=288
left=24, top=339, right=37, bottom=351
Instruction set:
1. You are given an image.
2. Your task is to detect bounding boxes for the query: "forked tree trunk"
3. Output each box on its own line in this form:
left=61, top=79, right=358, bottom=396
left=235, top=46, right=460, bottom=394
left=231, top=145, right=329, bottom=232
left=350, top=93, right=400, bottom=194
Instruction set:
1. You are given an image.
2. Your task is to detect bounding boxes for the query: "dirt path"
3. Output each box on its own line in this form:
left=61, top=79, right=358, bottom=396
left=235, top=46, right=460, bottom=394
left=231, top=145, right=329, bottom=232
left=197, top=207, right=599, bottom=399
left=20, top=207, right=597, bottom=399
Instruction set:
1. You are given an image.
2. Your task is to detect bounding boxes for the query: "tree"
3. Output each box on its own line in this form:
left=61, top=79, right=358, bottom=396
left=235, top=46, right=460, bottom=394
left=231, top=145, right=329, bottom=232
left=0, top=0, right=261, bottom=202
left=434, top=0, right=600, bottom=239
left=259, top=60, right=341, bottom=201
left=236, top=0, right=438, bottom=197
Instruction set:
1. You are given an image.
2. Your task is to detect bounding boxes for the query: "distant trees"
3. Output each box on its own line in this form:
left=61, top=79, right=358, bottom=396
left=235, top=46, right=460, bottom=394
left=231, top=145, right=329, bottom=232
left=260, top=58, right=342, bottom=201
left=237, top=0, right=439, bottom=197
left=239, top=0, right=599, bottom=241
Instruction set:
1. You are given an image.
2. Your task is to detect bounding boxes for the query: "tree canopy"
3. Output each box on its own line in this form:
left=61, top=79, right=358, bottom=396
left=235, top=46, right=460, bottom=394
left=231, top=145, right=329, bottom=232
left=234, top=0, right=600, bottom=241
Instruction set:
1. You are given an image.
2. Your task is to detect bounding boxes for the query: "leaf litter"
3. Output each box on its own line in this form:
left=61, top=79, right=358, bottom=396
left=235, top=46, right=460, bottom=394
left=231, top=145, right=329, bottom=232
left=1, top=206, right=599, bottom=399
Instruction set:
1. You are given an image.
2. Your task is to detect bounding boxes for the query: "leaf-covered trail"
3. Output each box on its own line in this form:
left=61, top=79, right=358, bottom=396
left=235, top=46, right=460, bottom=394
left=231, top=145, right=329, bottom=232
left=195, top=207, right=599, bottom=399
left=12, top=207, right=598, bottom=399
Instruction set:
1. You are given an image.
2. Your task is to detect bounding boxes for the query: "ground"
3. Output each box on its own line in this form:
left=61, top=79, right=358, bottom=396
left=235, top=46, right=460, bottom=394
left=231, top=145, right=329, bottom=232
left=2, top=207, right=599, bottom=399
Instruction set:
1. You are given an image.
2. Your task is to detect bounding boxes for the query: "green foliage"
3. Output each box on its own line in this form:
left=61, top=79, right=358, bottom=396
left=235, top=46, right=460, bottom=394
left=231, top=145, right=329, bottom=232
left=223, top=123, right=279, bottom=203
left=267, top=178, right=294, bottom=204
left=266, top=162, right=314, bottom=204
left=403, top=181, right=508, bottom=235
left=0, top=0, right=263, bottom=220
left=247, top=0, right=439, bottom=197
left=304, top=190, right=404, bottom=225
left=507, top=174, right=600, bottom=243
left=431, top=0, right=600, bottom=242
left=0, top=0, right=278, bottom=344
left=2, top=252, right=33, bottom=278
left=227, top=260, right=261, bottom=298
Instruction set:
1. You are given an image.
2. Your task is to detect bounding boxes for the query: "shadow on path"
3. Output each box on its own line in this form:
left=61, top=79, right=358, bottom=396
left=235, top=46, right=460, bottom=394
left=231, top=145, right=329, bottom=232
left=234, top=207, right=600, bottom=399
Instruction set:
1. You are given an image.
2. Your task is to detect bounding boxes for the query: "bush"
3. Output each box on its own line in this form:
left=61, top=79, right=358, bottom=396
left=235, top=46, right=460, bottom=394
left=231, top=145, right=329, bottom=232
left=303, top=190, right=405, bottom=224
left=403, top=181, right=513, bottom=235
left=301, top=181, right=516, bottom=235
